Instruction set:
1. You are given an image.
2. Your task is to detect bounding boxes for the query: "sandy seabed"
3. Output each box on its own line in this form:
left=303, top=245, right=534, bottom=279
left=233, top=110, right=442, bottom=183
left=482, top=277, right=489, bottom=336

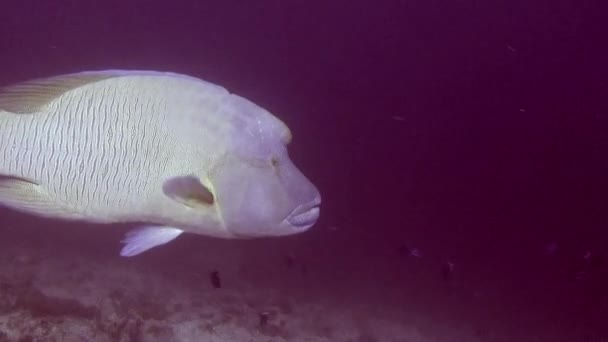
left=0, top=219, right=606, bottom=342
left=0, top=234, right=421, bottom=341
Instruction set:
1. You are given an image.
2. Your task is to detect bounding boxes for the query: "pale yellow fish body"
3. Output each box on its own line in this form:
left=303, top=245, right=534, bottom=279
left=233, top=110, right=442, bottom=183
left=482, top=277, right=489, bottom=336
left=0, top=70, right=321, bottom=256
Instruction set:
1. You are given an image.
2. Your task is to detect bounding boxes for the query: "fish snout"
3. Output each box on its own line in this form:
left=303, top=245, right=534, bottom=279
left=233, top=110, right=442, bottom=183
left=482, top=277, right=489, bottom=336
left=287, top=195, right=321, bottom=229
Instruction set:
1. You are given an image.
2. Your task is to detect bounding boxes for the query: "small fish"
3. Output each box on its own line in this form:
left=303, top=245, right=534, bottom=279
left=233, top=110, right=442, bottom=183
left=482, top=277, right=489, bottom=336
left=209, top=270, right=221, bottom=289
left=0, top=70, right=321, bottom=256
left=258, top=311, right=270, bottom=328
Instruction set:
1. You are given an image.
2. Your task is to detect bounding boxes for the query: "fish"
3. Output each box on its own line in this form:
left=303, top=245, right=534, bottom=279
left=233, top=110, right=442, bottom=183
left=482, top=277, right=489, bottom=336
left=209, top=270, right=221, bottom=289
left=0, top=70, right=321, bottom=256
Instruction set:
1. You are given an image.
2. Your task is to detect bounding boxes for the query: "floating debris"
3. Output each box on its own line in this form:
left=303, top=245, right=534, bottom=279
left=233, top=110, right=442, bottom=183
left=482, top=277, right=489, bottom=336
left=285, top=253, right=296, bottom=268
left=392, top=116, right=406, bottom=122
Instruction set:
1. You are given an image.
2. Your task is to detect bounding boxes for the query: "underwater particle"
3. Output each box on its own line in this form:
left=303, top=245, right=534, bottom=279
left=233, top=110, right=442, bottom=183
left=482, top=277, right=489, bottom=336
left=589, top=253, right=605, bottom=270
left=397, top=244, right=421, bottom=258
left=543, top=241, right=558, bottom=256
left=410, top=248, right=421, bottom=258
left=573, top=249, right=606, bottom=279
left=583, top=250, right=592, bottom=261
left=285, top=253, right=295, bottom=268
left=391, top=116, right=405, bottom=121
left=441, top=260, right=455, bottom=281
left=574, top=270, right=586, bottom=280
left=582, top=249, right=605, bottom=268
left=209, top=270, right=221, bottom=289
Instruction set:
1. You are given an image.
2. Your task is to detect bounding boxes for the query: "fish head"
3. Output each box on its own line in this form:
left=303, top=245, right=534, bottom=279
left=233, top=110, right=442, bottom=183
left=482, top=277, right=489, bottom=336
left=205, top=95, right=321, bottom=237
left=208, top=151, right=321, bottom=238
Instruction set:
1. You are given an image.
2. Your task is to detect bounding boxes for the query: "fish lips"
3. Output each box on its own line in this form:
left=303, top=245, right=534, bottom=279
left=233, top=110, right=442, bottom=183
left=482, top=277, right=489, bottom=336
left=286, top=197, right=321, bottom=229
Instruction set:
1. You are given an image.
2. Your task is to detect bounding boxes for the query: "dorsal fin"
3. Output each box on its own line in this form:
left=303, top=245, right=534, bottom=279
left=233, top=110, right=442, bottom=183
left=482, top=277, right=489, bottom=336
left=0, top=70, right=153, bottom=114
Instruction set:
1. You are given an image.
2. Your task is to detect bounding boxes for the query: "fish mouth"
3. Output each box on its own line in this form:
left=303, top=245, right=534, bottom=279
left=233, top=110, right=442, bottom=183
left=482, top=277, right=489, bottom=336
left=287, top=198, right=321, bottom=229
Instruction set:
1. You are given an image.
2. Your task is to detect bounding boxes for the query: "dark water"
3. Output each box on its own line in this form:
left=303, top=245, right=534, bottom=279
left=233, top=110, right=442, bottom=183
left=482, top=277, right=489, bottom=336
left=0, top=1, right=607, bottom=341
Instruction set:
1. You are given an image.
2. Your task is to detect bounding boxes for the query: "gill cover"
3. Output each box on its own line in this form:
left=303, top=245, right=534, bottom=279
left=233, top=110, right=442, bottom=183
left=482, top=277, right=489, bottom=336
left=209, top=151, right=321, bottom=237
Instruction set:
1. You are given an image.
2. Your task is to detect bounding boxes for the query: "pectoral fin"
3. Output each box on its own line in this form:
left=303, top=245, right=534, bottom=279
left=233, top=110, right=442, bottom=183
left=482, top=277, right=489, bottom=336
left=162, top=175, right=215, bottom=208
left=120, top=226, right=184, bottom=257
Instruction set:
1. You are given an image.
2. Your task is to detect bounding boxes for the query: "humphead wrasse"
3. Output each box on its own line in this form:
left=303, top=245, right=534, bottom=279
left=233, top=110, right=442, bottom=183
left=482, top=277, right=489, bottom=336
left=0, top=70, right=321, bottom=256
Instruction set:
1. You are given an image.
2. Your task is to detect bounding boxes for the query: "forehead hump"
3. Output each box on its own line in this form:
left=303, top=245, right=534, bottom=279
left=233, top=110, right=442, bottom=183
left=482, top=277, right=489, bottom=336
left=167, top=77, right=292, bottom=157
left=225, top=94, right=290, bottom=143
left=218, top=94, right=291, bottom=159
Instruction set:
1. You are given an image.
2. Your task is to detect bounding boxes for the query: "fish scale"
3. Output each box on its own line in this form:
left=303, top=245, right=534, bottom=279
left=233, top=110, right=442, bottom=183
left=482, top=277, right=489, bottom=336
left=3, top=82, right=167, bottom=219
